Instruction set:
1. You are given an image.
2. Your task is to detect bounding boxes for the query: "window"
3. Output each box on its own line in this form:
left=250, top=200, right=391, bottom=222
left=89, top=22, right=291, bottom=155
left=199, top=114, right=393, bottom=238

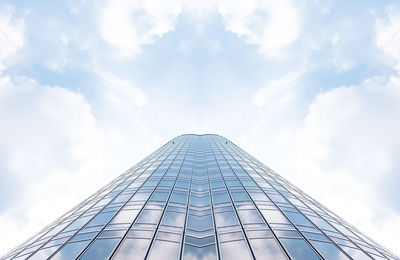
left=148, top=240, right=180, bottom=260
left=249, top=238, right=287, bottom=260
left=260, top=210, right=289, bottom=224
left=284, top=211, right=313, bottom=226
left=183, top=244, right=217, bottom=260
left=212, top=191, right=230, bottom=204
left=310, top=240, right=349, bottom=260
left=215, top=211, right=239, bottom=227
left=113, top=238, right=150, bottom=260
left=51, top=241, right=90, bottom=260
left=79, top=238, right=119, bottom=260
left=111, top=209, right=140, bottom=224
left=220, top=240, right=252, bottom=260
left=161, top=211, right=185, bottom=227
left=237, top=209, right=264, bottom=224
left=87, top=211, right=116, bottom=227
left=280, top=238, right=321, bottom=260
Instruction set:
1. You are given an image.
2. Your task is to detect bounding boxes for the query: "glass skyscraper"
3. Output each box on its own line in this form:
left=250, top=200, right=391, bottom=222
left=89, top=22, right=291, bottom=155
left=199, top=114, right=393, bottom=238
left=2, top=134, right=398, bottom=260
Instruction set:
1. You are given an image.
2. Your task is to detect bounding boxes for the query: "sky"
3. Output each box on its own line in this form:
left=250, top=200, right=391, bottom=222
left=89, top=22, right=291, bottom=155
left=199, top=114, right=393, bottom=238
left=0, top=0, right=400, bottom=256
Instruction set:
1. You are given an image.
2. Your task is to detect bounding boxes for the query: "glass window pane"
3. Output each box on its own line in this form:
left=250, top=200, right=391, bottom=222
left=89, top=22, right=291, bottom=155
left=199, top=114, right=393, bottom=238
left=249, top=238, right=287, bottom=260
left=212, top=192, right=230, bottom=204
left=280, top=238, right=321, bottom=260
left=111, top=210, right=140, bottom=224
left=52, top=241, right=90, bottom=260
left=220, top=240, right=252, bottom=260
left=161, top=211, right=185, bottom=226
left=260, top=210, right=289, bottom=224
left=340, top=246, right=371, bottom=260
left=310, top=240, right=350, bottom=260
left=238, top=209, right=264, bottom=224
left=170, top=192, right=187, bottom=204
left=29, top=246, right=59, bottom=260
left=183, top=244, right=217, bottom=260
left=79, top=238, right=119, bottom=260
left=150, top=191, right=169, bottom=202
left=113, top=238, right=150, bottom=260
left=148, top=240, right=180, bottom=260
left=87, top=212, right=116, bottom=227
left=231, top=191, right=250, bottom=202
left=215, top=212, right=239, bottom=227
left=284, top=212, right=313, bottom=226
left=137, top=209, right=162, bottom=224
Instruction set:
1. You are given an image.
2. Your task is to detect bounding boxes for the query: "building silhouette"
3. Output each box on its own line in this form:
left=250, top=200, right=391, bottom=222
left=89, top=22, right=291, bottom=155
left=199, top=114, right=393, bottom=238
left=2, top=134, right=398, bottom=260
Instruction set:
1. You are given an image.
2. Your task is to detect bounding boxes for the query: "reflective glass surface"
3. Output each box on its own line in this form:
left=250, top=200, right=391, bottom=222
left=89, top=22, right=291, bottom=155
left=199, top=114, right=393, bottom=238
left=3, top=135, right=398, bottom=260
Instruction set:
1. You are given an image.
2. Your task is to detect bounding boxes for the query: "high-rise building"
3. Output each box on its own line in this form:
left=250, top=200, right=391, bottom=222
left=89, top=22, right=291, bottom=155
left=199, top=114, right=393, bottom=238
left=2, top=134, right=398, bottom=260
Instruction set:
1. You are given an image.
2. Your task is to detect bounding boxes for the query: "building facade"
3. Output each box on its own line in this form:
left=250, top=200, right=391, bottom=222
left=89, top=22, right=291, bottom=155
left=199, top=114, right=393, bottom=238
left=2, top=134, right=398, bottom=260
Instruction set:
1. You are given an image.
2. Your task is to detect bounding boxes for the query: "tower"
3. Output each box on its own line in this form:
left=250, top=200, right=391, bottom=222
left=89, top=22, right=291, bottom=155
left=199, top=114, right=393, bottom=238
left=2, top=134, right=398, bottom=260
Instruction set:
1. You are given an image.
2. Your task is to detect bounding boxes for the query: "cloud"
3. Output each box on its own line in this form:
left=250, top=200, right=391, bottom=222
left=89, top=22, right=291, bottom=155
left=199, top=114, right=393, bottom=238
left=99, top=0, right=182, bottom=56
left=0, top=5, right=24, bottom=72
left=0, top=75, right=107, bottom=254
left=252, top=70, right=304, bottom=108
left=376, top=5, right=400, bottom=72
left=218, top=0, right=299, bottom=56
left=95, top=70, right=148, bottom=108
left=293, top=75, right=400, bottom=254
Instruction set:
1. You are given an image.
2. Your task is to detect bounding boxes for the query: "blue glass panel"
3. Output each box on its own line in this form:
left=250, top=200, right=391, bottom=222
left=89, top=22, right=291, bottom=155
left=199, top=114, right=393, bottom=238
left=215, top=212, right=239, bottom=227
left=170, top=191, right=187, bottom=204
left=150, top=191, right=169, bottom=202
left=280, top=238, right=321, bottom=260
left=51, top=241, right=90, bottom=260
left=79, top=238, right=119, bottom=260
left=238, top=209, right=264, bottom=224
left=29, top=246, right=59, bottom=260
left=310, top=240, right=350, bottom=260
left=87, top=211, right=116, bottom=226
left=111, top=209, right=140, bottom=224
left=148, top=240, right=180, bottom=260
left=161, top=211, right=185, bottom=226
left=249, top=238, right=287, bottom=260
left=183, top=244, right=217, bottom=260
left=284, top=211, right=313, bottom=226
left=220, top=240, right=252, bottom=260
left=231, top=191, right=250, bottom=202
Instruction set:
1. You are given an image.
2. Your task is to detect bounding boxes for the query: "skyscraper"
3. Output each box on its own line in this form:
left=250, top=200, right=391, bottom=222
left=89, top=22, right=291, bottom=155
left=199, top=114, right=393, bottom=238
left=2, top=134, right=398, bottom=260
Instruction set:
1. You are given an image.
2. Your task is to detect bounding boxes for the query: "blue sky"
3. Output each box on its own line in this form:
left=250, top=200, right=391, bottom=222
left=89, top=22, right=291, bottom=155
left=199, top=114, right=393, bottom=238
left=1, top=0, right=400, bottom=256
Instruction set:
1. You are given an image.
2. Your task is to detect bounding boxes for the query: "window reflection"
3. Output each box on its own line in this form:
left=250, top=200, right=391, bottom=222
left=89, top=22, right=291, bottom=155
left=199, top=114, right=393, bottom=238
left=111, top=209, right=140, bottom=224
left=220, top=240, right=252, bottom=260
left=79, top=238, right=119, bottom=260
left=280, top=238, right=321, bottom=260
left=51, top=241, right=90, bottom=260
left=148, top=240, right=180, bottom=260
left=215, top=211, right=239, bottom=227
left=113, top=238, right=150, bottom=260
left=249, top=238, right=287, bottom=260
left=310, top=240, right=350, bottom=260
left=260, top=210, right=289, bottom=224
left=183, top=244, right=217, bottom=260
left=283, top=211, right=313, bottom=226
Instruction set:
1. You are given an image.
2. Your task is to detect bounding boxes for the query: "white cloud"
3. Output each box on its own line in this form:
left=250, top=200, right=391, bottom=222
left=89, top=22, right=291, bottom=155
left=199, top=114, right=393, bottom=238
left=293, top=76, right=400, bottom=254
left=95, top=70, right=148, bottom=108
left=0, top=76, right=106, bottom=255
left=0, top=5, right=24, bottom=72
left=0, top=75, right=159, bottom=255
left=252, top=70, right=304, bottom=108
left=99, top=0, right=300, bottom=57
left=246, top=75, right=400, bottom=255
left=376, top=5, right=400, bottom=72
left=218, top=0, right=299, bottom=56
left=100, top=0, right=182, bottom=56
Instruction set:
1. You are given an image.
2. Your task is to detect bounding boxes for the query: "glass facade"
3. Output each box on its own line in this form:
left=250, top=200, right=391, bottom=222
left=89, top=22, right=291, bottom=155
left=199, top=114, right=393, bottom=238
left=2, top=134, right=398, bottom=260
